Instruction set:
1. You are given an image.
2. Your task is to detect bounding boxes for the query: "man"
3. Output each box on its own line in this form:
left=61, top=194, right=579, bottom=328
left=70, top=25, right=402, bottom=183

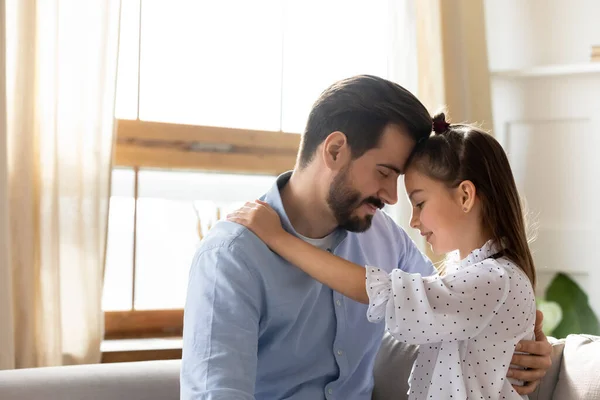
left=180, top=75, right=551, bottom=399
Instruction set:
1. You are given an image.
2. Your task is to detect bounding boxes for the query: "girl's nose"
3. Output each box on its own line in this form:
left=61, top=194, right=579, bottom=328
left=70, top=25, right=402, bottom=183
left=410, top=211, right=420, bottom=229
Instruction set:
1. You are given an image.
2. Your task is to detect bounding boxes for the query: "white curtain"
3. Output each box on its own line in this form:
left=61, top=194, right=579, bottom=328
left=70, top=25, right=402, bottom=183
left=386, top=0, right=494, bottom=261
left=415, top=0, right=493, bottom=132
left=414, top=0, right=493, bottom=265
left=386, top=0, right=494, bottom=262
left=384, top=0, right=426, bottom=251
left=0, top=0, right=13, bottom=370
left=0, top=0, right=121, bottom=369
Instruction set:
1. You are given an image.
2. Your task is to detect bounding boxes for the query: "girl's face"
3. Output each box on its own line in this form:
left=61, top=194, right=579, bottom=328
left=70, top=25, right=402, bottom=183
left=404, top=167, right=471, bottom=255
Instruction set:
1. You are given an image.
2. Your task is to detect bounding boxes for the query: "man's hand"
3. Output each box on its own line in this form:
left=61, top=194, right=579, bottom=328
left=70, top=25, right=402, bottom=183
left=509, top=310, right=553, bottom=395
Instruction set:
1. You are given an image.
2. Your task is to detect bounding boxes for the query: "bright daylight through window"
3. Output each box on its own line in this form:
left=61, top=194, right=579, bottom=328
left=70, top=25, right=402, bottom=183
left=103, top=0, right=406, bottom=312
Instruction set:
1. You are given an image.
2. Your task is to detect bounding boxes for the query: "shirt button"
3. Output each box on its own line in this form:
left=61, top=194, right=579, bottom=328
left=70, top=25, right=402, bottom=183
left=328, top=388, right=333, bottom=395
left=335, top=299, right=341, bottom=307
left=337, top=349, right=343, bottom=356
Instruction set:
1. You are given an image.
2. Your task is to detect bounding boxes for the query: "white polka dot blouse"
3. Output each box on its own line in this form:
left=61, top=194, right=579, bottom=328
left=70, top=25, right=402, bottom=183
left=366, top=240, right=536, bottom=400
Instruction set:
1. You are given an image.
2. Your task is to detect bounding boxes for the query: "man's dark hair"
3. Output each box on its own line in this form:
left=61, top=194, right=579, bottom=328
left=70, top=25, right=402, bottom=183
left=297, top=75, right=432, bottom=168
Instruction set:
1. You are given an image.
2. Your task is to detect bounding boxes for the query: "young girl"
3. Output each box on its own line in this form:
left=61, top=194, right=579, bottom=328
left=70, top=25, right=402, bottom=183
left=227, top=113, right=537, bottom=400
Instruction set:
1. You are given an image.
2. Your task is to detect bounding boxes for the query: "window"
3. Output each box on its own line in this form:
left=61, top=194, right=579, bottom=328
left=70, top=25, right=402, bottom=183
left=103, top=168, right=135, bottom=312
left=103, top=167, right=277, bottom=337
left=103, top=168, right=274, bottom=310
left=115, top=0, right=396, bottom=130
left=104, top=0, right=415, bottom=339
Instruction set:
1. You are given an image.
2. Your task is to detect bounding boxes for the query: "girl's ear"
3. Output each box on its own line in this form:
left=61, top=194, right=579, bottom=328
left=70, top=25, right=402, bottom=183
left=322, top=131, right=350, bottom=170
left=458, top=180, right=477, bottom=213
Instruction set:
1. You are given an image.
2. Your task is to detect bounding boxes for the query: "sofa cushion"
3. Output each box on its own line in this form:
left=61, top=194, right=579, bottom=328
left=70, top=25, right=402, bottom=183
left=372, top=332, right=418, bottom=400
left=552, top=334, right=600, bottom=400
left=0, top=359, right=180, bottom=400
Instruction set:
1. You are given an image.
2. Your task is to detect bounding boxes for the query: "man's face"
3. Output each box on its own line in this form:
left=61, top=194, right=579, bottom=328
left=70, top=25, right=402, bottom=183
left=326, top=124, right=416, bottom=232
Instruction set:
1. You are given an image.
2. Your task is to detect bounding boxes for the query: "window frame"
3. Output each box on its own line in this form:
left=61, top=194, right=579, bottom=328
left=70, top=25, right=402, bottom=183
left=115, top=119, right=301, bottom=174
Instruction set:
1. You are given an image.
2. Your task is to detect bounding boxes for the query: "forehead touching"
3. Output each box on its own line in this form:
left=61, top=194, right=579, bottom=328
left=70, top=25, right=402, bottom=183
left=404, top=166, right=442, bottom=201
left=354, top=123, right=416, bottom=174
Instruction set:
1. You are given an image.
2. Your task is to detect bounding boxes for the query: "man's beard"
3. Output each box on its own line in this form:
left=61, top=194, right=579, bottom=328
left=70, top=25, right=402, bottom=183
left=326, top=167, right=384, bottom=232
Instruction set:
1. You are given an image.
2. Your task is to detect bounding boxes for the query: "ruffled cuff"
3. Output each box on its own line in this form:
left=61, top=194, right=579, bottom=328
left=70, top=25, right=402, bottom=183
left=365, top=266, right=392, bottom=323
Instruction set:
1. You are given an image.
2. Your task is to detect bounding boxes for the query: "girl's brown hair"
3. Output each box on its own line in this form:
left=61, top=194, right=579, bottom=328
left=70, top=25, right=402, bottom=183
left=408, top=112, right=536, bottom=287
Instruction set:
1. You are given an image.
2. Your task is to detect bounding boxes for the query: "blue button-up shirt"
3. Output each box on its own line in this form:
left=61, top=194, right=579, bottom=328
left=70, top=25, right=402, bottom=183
left=181, top=172, right=435, bottom=400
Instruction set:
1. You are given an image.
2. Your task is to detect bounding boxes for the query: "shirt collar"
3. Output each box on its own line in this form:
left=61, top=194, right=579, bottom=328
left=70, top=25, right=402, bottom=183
left=262, top=170, right=348, bottom=249
left=459, top=239, right=502, bottom=269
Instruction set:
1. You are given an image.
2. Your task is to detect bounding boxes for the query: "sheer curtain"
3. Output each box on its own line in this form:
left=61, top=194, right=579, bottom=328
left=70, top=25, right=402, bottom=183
left=383, top=0, right=426, bottom=250
left=0, top=0, right=121, bottom=369
left=414, top=0, right=494, bottom=264
left=416, top=0, right=493, bottom=131
left=387, top=0, right=495, bottom=260
left=0, top=0, right=13, bottom=371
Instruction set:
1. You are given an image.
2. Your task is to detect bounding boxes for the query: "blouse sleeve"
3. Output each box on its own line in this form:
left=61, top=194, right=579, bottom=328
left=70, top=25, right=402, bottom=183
left=365, top=260, right=510, bottom=344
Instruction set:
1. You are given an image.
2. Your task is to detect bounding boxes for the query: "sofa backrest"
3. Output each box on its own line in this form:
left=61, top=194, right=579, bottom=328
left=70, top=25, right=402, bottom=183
left=372, top=333, right=418, bottom=399
left=0, top=334, right=594, bottom=400
left=551, top=334, right=600, bottom=400
left=0, top=359, right=180, bottom=400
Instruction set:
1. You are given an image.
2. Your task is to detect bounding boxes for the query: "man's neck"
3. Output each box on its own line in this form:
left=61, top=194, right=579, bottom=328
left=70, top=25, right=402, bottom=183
left=280, top=168, right=338, bottom=239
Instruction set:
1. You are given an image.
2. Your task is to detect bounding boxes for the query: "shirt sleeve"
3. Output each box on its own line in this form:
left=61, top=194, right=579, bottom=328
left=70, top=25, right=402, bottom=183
left=365, top=260, right=510, bottom=344
left=180, top=244, right=261, bottom=400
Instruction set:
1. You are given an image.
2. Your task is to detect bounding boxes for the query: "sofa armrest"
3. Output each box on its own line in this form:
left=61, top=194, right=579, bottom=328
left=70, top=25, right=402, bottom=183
left=551, top=334, right=600, bottom=400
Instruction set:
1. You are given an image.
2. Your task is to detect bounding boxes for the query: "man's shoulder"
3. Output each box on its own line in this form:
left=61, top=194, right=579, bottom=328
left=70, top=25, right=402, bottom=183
left=196, top=220, right=269, bottom=258
left=188, top=221, right=274, bottom=290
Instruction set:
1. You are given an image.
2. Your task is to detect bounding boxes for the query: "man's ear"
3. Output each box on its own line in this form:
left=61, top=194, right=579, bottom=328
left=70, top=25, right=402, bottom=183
left=457, top=180, right=477, bottom=213
left=322, top=131, right=350, bottom=170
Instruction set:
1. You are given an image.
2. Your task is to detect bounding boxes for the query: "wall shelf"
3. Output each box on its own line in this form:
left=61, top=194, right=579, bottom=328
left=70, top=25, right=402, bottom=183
left=491, top=63, right=600, bottom=79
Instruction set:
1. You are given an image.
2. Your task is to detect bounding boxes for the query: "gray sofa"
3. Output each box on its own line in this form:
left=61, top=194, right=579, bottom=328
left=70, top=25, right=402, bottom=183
left=0, top=334, right=598, bottom=399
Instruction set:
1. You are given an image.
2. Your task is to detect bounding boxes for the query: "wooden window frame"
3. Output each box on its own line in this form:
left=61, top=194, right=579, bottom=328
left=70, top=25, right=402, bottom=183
left=114, top=119, right=301, bottom=174
left=104, top=119, right=300, bottom=339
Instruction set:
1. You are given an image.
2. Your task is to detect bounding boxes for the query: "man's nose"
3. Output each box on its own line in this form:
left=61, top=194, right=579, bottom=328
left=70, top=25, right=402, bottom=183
left=378, top=179, right=398, bottom=205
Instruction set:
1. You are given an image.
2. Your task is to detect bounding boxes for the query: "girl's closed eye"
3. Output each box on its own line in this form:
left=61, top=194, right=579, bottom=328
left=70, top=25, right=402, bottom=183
left=415, top=201, right=425, bottom=209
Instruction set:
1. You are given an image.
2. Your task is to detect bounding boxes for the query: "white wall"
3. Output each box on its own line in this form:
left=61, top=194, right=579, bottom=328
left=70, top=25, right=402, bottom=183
left=485, top=0, right=600, bottom=69
left=483, top=0, right=600, bottom=315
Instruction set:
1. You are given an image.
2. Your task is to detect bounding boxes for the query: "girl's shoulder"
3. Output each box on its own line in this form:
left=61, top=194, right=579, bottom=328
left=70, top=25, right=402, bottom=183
left=483, top=256, right=536, bottom=308
left=446, top=256, right=533, bottom=292
left=485, top=257, right=537, bottom=333
left=487, top=256, right=532, bottom=284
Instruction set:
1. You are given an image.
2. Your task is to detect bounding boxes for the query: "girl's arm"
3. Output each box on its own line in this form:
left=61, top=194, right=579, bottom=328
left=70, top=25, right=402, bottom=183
left=227, top=200, right=369, bottom=303
left=367, top=262, right=515, bottom=343
left=226, top=201, right=524, bottom=346
left=270, top=232, right=369, bottom=303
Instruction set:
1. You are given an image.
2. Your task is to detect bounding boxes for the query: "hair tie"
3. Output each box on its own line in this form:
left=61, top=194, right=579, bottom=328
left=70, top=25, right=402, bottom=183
left=433, top=119, right=450, bottom=134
